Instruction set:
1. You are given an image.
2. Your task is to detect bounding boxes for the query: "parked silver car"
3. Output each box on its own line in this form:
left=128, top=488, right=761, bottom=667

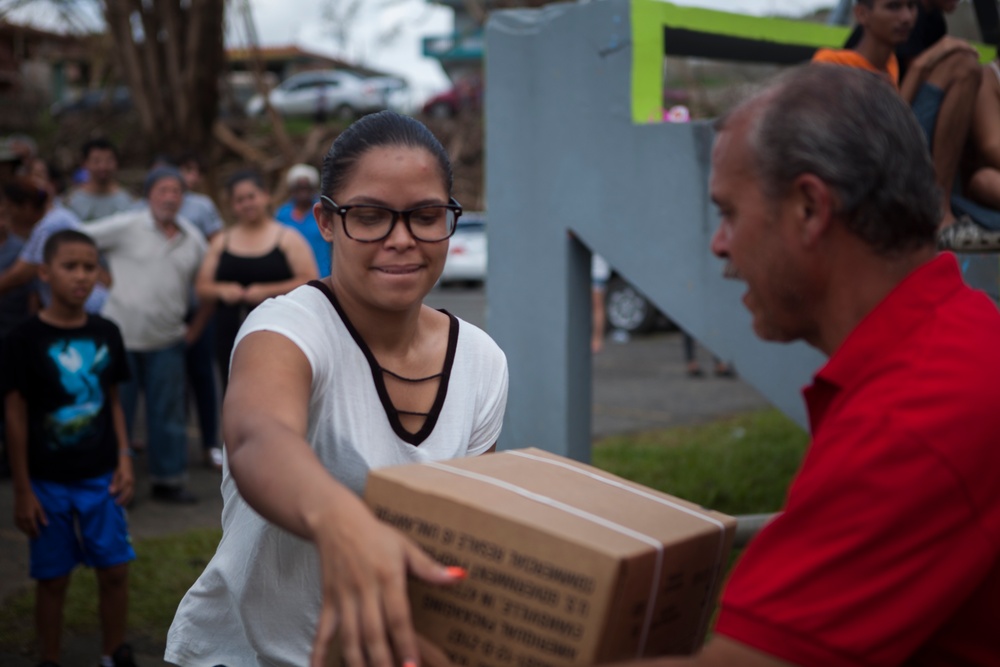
left=365, top=75, right=413, bottom=114
left=438, top=213, right=487, bottom=286
left=245, top=70, right=384, bottom=119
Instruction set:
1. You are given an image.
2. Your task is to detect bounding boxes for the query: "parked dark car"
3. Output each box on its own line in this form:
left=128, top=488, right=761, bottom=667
left=605, top=273, right=674, bottom=334
left=50, top=86, right=132, bottom=118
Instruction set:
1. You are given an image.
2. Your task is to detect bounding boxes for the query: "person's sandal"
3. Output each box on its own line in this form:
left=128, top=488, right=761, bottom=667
left=937, top=216, right=1000, bottom=253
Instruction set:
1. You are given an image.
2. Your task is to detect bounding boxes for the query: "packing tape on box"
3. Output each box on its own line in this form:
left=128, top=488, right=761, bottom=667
left=427, top=461, right=665, bottom=657
left=507, top=451, right=730, bottom=645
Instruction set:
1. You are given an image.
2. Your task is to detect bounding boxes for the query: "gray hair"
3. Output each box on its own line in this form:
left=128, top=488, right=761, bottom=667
left=720, top=64, right=939, bottom=255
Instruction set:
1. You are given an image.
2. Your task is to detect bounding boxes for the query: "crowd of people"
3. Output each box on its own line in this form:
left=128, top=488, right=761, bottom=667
left=0, top=138, right=330, bottom=498
left=3, top=11, right=1000, bottom=666
left=0, top=134, right=334, bottom=666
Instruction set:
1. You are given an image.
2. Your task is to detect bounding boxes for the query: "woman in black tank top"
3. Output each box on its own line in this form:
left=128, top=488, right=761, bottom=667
left=196, top=170, right=318, bottom=389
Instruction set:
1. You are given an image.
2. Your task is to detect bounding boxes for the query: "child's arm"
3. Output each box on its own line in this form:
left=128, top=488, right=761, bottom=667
left=5, top=390, right=47, bottom=538
left=107, top=385, right=134, bottom=507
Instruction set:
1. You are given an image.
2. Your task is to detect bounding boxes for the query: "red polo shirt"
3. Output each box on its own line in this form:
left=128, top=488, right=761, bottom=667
left=715, top=254, right=1000, bottom=666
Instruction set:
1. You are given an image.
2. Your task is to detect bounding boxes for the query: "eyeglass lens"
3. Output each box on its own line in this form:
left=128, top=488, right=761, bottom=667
left=345, top=206, right=457, bottom=242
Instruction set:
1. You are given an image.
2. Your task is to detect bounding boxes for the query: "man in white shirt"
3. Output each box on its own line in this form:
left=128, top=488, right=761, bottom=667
left=86, top=167, right=210, bottom=503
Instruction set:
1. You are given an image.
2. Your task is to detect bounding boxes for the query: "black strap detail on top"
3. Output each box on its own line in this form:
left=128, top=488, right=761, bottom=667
left=380, top=367, right=443, bottom=383
left=307, top=280, right=458, bottom=446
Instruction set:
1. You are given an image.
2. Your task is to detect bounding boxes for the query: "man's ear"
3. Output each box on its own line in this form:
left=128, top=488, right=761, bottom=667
left=792, top=173, right=835, bottom=247
left=37, top=262, right=51, bottom=285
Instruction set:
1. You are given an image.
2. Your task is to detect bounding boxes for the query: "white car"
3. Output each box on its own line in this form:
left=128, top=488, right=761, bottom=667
left=439, top=213, right=487, bottom=286
left=365, top=75, right=414, bottom=114
left=245, top=70, right=384, bottom=119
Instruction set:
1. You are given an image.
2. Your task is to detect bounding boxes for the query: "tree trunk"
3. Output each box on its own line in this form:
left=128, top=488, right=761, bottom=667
left=102, top=0, right=225, bottom=156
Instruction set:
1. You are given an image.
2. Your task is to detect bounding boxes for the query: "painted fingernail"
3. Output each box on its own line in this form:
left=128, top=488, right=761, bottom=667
left=404, top=660, right=418, bottom=667
left=445, top=566, right=468, bottom=580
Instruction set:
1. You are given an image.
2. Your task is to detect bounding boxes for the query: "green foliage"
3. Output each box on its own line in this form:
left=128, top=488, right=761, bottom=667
left=592, top=409, right=808, bottom=515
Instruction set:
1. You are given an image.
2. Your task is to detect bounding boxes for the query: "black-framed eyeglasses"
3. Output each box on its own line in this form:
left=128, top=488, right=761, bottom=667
left=319, top=195, right=462, bottom=243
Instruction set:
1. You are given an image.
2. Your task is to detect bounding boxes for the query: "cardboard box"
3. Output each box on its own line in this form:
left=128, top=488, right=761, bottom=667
left=364, top=448, right=736, bottom=667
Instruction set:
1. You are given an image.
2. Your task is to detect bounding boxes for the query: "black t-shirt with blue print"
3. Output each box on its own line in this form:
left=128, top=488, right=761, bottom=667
left=1, top=314, right=130, bottom=482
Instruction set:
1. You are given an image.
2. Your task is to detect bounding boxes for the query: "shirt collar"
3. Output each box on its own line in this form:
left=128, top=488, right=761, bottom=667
left=815, top=252, right=964, bottom=391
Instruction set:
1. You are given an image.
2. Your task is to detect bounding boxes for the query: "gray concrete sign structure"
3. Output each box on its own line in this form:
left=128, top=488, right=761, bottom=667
left=483, top=0, right=998, bottom=462
left=484, top=0, right=824, bottom=462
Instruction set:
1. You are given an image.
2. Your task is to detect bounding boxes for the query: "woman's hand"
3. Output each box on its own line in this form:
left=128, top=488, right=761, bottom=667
left=243, top=283, right=270, bottom=306
left=216, top=282, right=247, bottom=305
left=309, top=506, right=464, bottom=667
left=416, top=633, right=453, bottom=667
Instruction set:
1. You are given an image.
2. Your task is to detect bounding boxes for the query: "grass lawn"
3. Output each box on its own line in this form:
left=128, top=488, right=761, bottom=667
left=0, top=408, right=808, bottom=653
left=0, top=528, right=222, bottom=655
left=593, top=408, right=808, bottom=515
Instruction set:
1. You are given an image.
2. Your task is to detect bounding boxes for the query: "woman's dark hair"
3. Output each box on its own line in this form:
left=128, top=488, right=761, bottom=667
left=225, top=169, right=266, bottom=195
left=2, top=177, right=49, bottom=210
left=320, top=110, right=452, bottom=200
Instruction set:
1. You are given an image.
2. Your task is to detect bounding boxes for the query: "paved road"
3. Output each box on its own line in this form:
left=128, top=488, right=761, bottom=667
left=0, top=285, right=768, bottom=665
left=427, top=285, right=768, bottom=438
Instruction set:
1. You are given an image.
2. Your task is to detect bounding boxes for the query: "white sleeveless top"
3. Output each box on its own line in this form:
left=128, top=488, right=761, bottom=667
left=165, top=283, right=508, bottom=667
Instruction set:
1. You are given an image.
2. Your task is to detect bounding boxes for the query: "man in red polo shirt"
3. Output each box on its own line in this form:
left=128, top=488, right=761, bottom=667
left=605, top=66, right=1000, bottom=667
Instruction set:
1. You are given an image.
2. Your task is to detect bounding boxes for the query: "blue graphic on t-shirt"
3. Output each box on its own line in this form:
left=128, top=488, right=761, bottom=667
left=45, top=339, right=109, bottom=447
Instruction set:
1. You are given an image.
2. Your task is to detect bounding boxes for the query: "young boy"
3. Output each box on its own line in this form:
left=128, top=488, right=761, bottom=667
left=3, top=229, right=137, bottom=667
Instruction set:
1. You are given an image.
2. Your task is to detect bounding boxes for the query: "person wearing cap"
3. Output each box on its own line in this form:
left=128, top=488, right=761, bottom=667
left=0, top=136, right=24, bottom=184
left=0, top=178, right=111, bottom=315
left=84, top=167, right=209, bottom=504
left=275, top=163, right=331, bottom=276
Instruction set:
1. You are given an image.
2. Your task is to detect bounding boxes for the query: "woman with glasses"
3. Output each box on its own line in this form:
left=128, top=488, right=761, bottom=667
left=167, top=111, right=509, bottom=667
left=196, top=169, right=318, bottom=396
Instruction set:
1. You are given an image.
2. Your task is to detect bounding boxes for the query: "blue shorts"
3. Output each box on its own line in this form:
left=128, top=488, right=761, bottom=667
left=29, top=472, right=135, bottom=580
left=911, top=82, right=945, bottom=150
